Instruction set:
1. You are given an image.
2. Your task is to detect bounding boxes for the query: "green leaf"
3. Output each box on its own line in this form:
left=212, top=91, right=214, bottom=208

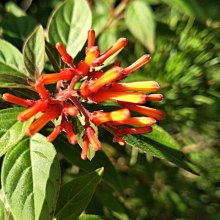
left=54, top=137, right=122, bottom=193
left=0, top=190, right=12, bottom=220
left=2, top=12, right=38, bottom=49
left=125, top=1, right=156, bottom=53
left=23, top=25, right=45, bottom=79
left=1, top=134, right=61, bottom=220
left=0, top=39, right=30, bottom=88
left=124, top=125, right=199, bottom=175
left=45, top=41, right=65, bottom=72
left=0, top=107, right=33, bottom=157
left=48, top=0, right=92, bottom=58
left=78, top=215, right=105, bottom=220
left=55, top=168, right=104, bottom=220
left=5, top=1, right=26, bottom=17
left=163, top=0, right=207, bottom=21
left=92, top=0, right=110, bottom=36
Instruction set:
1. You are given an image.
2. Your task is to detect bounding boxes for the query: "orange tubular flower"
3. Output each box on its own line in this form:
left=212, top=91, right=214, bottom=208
left=26, top=104, right=61, bottom=136
left=91, top=109, right=130, bottom=125
left=118, top=102, right=165, bottom=120
left=3, top=93, right=34, bottom=107
left=2, top=29, right=164, bottom=160
left=18, top=100, right=49, bottom=122
left=88, top=66, right=122, bottom=94
left=110, top=116, right=156, bottom=127
left=109, top=81, right=160, bottom=92
left=86, top=126, right=101, bottom=151
left=89, top=90, right=147, bottom=104
left=56, top=43, right=73, bottom=65
left=93, top=38, right=128, bottom=65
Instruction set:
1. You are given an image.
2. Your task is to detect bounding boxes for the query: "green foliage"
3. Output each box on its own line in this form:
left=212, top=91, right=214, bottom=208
left=0, top=0, right=219, bottom=219
left=1, top=134, right=61, bottom=220
left=47, top=0, right=92, bottom=58
left=23, top=25, right=45, bottom=79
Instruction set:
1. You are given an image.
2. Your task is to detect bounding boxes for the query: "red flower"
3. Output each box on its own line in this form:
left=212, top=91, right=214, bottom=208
left=3, top=29, right=164, bottom=160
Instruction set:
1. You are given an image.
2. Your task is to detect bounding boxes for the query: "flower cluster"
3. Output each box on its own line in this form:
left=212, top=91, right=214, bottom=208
left=3, top=30, right=164, bottom=160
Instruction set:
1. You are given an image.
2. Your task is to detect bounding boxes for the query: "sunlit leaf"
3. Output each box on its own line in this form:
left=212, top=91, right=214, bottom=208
left=0, top=108, right=33, bottom=157
left=125, top=1, right=156, bottom=53
left=0, top=39, right=30, bottom=88
left=23, top=25, right=45, bottom=79
left=1, top=134, right=61, bottom=220
left=48, top=0, right=92, bottom=58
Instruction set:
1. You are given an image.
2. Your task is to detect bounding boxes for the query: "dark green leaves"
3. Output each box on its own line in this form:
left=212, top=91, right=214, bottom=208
left=1, top=134, right=61, bottom=220
left=124, top=125, right=199, bottom=175
left=54, top=138, right=122, bottom=193
left=48, top=0, right=92, bottom=58
left=125, top=1, right=156, bottom=53
left=55, top=168, right=103, bottom=220
left=23, top=25, right=45, bottom=79
left=0, top=108, right=33, bottom=157
left=0, top=39, right=29, bottom=88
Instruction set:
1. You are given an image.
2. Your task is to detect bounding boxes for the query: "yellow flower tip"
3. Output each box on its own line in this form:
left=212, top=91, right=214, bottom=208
left=86, top=126, right=101, bottom=151
left=123, top=54, right=151, bottom=75
left=111, top=116, right=156, bottom=127
left=2, top=93, right=34, bottom=107
left=85, top=46, right=100, bottom=65
left=110, top=81, right=160, bottom=92
left=91, top=108, right=130, bottom=125
left=89, top=66, right=122, bottom=94
left=90, top=90, right=146, bottom=104
left=56, top=42, right=73, bottom=64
